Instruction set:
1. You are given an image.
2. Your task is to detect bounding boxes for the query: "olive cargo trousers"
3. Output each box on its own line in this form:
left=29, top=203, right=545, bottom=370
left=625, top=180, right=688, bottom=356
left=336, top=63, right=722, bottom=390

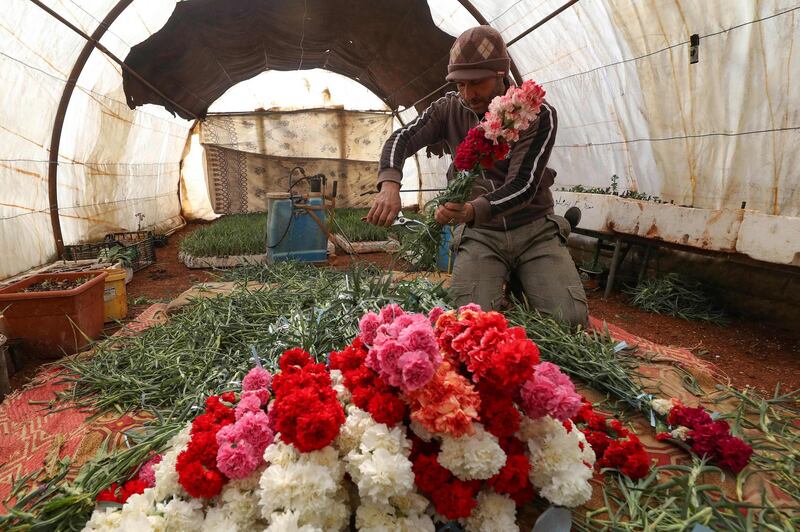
left=449, top=214, right=589, bottom=328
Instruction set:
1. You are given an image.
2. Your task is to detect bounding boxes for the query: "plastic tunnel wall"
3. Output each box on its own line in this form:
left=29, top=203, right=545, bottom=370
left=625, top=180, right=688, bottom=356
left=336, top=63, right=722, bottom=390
left=1, top=0, right=799, bottom=280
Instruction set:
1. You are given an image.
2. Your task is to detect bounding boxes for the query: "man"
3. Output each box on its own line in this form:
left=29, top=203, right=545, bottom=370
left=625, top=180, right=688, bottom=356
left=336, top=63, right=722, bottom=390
left=367, top=25, right=587, bottom=328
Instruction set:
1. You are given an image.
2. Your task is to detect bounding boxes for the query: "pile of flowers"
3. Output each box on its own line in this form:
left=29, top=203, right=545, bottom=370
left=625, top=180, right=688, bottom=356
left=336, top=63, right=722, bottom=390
left=454, top=79, right=547, bottom=172
left=653, top=398, right=753, bottom=473
left=574, top=400, right=650, bottom=480
left=83, top=305, right=653, bottom=531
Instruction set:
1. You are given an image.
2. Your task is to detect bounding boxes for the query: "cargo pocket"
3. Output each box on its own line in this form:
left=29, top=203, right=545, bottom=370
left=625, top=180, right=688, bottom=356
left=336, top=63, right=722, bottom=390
left=567, top=284, right=589, bottom=328
left=546, top=214, right=571, bottom=246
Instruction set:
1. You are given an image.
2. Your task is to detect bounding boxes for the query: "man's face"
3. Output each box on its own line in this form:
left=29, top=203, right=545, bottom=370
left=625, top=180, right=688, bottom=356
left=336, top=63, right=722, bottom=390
left=456, top=76, right=505, bottom=114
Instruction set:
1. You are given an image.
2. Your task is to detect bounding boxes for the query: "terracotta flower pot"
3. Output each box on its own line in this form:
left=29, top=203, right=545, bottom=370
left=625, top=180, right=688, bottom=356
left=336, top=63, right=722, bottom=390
left=0, top=271, right=108, bottom=358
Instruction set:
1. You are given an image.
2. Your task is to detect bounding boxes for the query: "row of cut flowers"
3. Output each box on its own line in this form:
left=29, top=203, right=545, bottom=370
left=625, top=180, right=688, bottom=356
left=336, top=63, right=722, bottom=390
left=84, top=305, right=749, bottom=531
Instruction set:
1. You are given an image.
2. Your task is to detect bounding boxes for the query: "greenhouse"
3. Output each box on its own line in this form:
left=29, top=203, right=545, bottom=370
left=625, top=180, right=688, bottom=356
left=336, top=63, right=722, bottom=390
left=0, top=1, right=798, bottom=530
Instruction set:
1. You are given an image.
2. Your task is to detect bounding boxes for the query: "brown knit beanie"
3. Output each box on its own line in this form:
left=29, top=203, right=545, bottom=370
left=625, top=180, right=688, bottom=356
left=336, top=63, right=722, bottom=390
left=446, top=25, right=510, bottom=82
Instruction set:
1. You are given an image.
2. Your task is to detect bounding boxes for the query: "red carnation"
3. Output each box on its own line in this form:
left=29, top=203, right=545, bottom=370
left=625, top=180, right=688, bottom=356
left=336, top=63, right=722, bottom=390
left=119, top=479, right=148, bottom=502
left=430, top=480, right=481, bottom=519
left=176, top=458, right=225, bottom=499
left=714, top=435, right=753, bottom=473
left=480, top=395, right=521, bottom=439
left=279, top=348, right=313, bottom=372
left=220, top=391, right=236, bottom=403
left=412, top=453, right=451, bottom=493
left=488, top=453, right=531, bottom=495
left=667, top=405, right=712, bottom=430
left=96, top=483, right=122, bottom=503
left=689, top=420, right=731, bottom=457
left=294, top=409, right=343, bottom=452
left=368, top=393, right=406, bottom=427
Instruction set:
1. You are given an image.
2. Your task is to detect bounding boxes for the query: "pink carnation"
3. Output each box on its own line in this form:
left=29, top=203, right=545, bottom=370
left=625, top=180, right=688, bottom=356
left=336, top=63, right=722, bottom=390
left=216, top=440, right=260, bottom=480
left=398, top=321, right=438, bottom=356
left=236, top=394, right=263, bottom=420
left=398, top=350, right=435, bottom=391
left=359, top=312, right=381, bottom=345
left=242, top=367, right=272, bottom=392
left=519, top=362, right=582, bottom=421
left=242, top=388, right=271, bottom=407
left=136, top=454, right=162, bottom=487
left=235, top=410, right=274, bottom=455
left=376, top=340, right=405, bottom=387
left=216, top=422, right=243, bottom=447
left=428, top=307, right=445, bottom=326
left=458, top=303, right=482, bottom=313
left=379, top=304, right=405, bottom=324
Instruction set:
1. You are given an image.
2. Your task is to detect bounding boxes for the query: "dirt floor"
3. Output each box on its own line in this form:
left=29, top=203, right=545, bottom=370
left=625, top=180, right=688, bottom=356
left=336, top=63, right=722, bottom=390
left=6, top=222, right=799, bottom=397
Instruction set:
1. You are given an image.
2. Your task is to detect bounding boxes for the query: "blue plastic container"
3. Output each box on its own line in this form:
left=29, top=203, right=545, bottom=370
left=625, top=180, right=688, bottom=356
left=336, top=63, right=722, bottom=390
left=266, top=193, right=328, bottom=263
left=437, top=225, right=455, bottom=272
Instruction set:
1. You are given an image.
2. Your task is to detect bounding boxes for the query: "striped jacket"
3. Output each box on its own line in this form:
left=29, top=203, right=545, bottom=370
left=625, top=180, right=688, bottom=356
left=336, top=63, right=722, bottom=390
left=377, top=91, right=558, bottom=231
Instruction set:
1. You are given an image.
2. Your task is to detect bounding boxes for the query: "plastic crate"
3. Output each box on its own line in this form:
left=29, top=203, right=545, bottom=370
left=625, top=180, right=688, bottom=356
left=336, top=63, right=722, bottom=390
left=63, top=240, right=122, bottom=262
left=104, top=231, right=156, bottom=271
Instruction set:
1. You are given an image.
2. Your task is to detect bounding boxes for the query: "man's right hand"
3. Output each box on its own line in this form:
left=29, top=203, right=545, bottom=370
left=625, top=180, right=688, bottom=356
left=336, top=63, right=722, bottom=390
left=366, top=181, right=401, bottom=227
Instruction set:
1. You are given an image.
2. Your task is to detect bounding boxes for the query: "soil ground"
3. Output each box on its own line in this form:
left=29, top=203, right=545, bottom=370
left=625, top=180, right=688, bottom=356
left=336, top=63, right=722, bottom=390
left=7, top=222, right=799, bottom=397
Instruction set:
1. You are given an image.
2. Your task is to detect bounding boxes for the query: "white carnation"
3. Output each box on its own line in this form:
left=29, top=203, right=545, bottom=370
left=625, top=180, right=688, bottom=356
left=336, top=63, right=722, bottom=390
left=263, top=437, right=300, bottom=466
left=356, top=501, right=435, bottom=532
left=337, top=406, right=375, bottom=455
left=259, top=461, right=338, bottom=517
left=201, top=507, right=238, bottom=531
left=266, top=511, right=322, bottom=532
left=526, top=415, right=595, bottom=508
left=152, top=425, right=192, bottom=501
left=115, top=489, right=164, bottom=531
left=670, top=426, right=691, bottom=441
left=351, top=447, right=414, bottom=502
left=539, top=462, right=594, bottom=507
left=389, top=492, right=430, bottom=516
left=462, top=491, right=518, bottom=532
left=82, top=507, right=122, bottom=531
left=215, top=484, right=261, bottom=529
left=161, top=497, right=204, bottom=531
left=438, top=424, right=506, bottom=480
left=330, top=369, right=351, bottom=403
left=651, top=398, right=673, bottom=416
left=359, top=423, right=411, bottom=456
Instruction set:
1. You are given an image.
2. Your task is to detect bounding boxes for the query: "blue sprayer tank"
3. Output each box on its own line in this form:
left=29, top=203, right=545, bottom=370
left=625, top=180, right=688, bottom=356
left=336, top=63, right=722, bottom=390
left=266, top=193, right=328, bottom=263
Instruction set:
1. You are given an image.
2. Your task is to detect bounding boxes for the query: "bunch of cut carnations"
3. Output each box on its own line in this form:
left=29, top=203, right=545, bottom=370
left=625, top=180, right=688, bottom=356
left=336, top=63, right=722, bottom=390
left=653, top=398, right=753, bottom=473
left=574, top=400, right=651, bottom=480
left=84, top=304, right=616, bottom=531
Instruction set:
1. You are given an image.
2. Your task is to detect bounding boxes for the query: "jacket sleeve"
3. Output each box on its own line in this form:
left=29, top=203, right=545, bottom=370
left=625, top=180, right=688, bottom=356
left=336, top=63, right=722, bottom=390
left=469, top=102, right=557, bottom=224
left=376, top=94, right=452, bottom=190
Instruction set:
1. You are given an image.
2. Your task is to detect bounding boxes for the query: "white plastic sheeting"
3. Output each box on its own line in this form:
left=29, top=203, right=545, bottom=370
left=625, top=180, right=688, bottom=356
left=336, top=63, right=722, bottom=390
left=1, top=0, right=798, bottom=280
left=427, top=0, right=800, bottom=217
left=0, top=0, right=189, bottom=280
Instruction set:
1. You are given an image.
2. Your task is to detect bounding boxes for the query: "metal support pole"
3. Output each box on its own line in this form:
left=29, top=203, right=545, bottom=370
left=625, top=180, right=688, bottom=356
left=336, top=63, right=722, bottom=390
left=29, top=0, right=200, bottom=121
left=637, top=245, right=652, bottom=284
left=507, top=0, right=580, bottom=47
left=40, top=0, right=135, bottom=258
left=604, top=237, right=622, bottom=299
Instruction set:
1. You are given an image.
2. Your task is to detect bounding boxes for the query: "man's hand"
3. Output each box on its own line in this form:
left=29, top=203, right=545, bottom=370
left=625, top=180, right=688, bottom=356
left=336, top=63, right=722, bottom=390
left=366, top=181, right=402, bottom=227
left=434, top=202, right=474, bottom=225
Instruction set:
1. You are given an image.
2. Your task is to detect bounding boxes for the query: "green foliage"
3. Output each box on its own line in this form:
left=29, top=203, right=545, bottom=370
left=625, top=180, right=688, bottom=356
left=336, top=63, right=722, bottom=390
left=564, top=174, right=663, bottom=203
left=179, top=213, right=268, bottom=258
left=626, top=273, right=728, bottom=324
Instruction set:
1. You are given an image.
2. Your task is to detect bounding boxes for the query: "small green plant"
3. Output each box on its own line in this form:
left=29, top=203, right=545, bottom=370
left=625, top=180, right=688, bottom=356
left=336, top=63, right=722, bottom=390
left=97, top=245, right=138, bottom=268
left=563, top=174, right=662, bottom=203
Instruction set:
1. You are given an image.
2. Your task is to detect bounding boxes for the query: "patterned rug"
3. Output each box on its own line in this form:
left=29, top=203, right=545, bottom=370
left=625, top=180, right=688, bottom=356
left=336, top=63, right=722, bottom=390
left=0, top=305, right=167, bottom=509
